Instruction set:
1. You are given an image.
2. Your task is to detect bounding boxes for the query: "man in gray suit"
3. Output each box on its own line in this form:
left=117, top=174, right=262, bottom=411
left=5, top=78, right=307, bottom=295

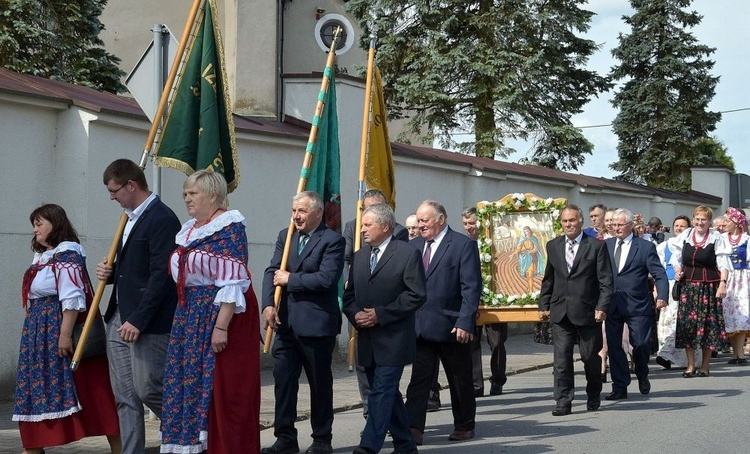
left=538, top=204, right=613, bottom=416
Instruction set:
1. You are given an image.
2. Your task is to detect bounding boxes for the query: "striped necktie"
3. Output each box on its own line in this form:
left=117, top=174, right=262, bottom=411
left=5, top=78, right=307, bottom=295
left=566, top=239, right=576, bottom=272
left=370, top=247, right=380, bottom=273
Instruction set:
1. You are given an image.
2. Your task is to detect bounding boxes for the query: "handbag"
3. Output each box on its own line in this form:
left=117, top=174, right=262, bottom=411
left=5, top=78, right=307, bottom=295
left=671, top=279, right=682, bottom=301
left=69, top=262, right=108, bottom=359
left=72, top=312, right=108, bottom=358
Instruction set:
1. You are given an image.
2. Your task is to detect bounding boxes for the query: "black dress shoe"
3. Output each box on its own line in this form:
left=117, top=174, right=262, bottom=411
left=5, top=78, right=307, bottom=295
left=656, top=356, right=672, bottom=369
left=638, top=377, right=651, bottom=395
left=474, top=388, right=485, bottom=398
left=587, top=400, right=601, bottom=411
left=605, top=390, right=628, bottom=401
left=489, top=382, right=503, bottom=395
left=551, top=405, right=571, bottom=416
left=448, top=429, right=475, bottom=441
left=306, top=440, right=333, bottom=454
left=261, top=439, right=300, bottom=454
left=353, top=447, right=376, bottom=454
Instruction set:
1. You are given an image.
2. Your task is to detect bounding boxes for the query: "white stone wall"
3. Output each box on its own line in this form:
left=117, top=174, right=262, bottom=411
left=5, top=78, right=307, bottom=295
left=0, top=80, right=721, bottom=395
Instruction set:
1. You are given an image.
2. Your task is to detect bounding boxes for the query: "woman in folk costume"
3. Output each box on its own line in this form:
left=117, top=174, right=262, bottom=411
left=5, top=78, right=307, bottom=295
left=720, top=207, right=750, bottom=364
left=160, top=170, right=260, bottom=454
left=14, top=204, right=120, bottom=454
left=655, top=215, right=701, bottom=369
left=669, top=205, right=731, bottom=377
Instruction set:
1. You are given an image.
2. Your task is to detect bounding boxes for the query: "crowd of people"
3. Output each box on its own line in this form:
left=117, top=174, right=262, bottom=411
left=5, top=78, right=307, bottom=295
left=540, top=203, right=750, bottom=417
left=15, top=161, right=260, bottom=454
left=13, top=165, right=750, bottom=454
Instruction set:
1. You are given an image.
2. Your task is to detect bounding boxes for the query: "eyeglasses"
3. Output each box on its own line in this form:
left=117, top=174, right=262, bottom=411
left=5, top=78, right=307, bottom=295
left=612, top=222, right=632, bottom=228
left=108, top=182, right=128, bottom=196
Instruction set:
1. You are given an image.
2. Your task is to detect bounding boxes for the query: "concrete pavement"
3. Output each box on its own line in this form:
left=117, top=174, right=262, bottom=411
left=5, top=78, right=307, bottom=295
left=0, top=332, right=553, bottom=453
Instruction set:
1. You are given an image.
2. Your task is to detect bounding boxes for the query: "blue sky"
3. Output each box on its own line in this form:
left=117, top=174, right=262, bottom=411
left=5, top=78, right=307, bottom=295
left=502, top=0, right=750, bottom=178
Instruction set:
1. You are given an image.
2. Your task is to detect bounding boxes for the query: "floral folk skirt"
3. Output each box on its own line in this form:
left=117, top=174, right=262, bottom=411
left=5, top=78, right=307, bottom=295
left=161, top=285, right=220, bottom=453
left=675, top=281, right=727, bottom=350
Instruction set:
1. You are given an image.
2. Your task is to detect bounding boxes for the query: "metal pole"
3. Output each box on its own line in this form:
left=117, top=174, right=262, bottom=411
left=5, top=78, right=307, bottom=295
left=152, top=24, right=165, bottom=197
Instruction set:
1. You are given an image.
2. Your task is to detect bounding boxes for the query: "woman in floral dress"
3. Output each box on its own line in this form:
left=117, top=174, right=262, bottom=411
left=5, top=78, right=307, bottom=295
left=669, top=205, right=731, bottom=377
left=655, top=215, right=701, bottom=368
left=160, top=170, right=260, bottom=453
left=720, top=207, right=750, bottom=364
left=14, top=204, right=120, bottom=454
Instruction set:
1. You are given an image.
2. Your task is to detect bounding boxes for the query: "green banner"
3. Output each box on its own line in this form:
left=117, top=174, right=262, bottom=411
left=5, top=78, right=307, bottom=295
left=154, top=0, right=239, bottom=192
left=306, top=71, right=342, bottom=234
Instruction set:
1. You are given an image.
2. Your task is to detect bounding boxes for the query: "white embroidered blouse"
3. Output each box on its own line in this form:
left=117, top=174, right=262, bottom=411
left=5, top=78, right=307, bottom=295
left=170, top=210, right=251, bottom=313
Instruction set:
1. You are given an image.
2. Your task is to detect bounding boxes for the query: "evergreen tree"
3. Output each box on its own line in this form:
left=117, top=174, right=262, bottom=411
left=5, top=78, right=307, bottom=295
left=609, top=0, right=721, bottom=191
left=345, top=0, right=610, bottom=170
left=0, top=0, right=125, bottom=93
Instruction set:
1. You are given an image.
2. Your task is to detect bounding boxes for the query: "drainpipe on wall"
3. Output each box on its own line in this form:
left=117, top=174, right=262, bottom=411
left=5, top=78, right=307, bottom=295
left=276, top=0, right=288, bottom=122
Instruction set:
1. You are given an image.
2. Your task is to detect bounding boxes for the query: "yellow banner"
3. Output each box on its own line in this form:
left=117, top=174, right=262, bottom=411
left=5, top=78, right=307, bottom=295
left=366, top=67, right=396, bottom=209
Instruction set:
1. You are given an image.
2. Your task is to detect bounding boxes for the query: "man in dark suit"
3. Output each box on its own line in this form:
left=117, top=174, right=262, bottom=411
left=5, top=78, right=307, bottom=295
left=539, top=204, right=613, bottom=416
left=405, top=200, right=481, bottom=444
left=344, top=203, right=426, bottom=454
left=342, top=189, right=409, bottom=420
left=261, top=191, right=345, bottom=454
left=343, top=188, right=408, bottom=279
left=96, top=159, right=180, bottom=454
left=605, top=208, right=668, bottom=400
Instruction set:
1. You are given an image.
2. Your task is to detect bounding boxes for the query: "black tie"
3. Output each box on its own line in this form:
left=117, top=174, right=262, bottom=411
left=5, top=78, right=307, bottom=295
left=614, top=239, right=624, bottom=270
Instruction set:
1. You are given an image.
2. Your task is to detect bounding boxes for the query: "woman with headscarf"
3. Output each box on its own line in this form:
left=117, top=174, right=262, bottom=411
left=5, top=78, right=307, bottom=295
left=721, top=207, right=750, bottom=364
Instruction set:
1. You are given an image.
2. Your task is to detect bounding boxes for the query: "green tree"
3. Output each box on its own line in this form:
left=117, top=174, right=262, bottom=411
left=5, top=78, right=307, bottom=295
left=345, top=0, right=610, bottom=170
left=609, top=0, right=721, bottom=191
left=0, top=0, right=125, bottom=93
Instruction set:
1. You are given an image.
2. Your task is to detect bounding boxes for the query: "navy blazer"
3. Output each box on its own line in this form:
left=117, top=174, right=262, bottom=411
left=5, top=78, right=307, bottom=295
left=539, top=234, right=613, bottom=326
left=262, top=223, right=345, bottom=338
left=606, top=236, right=669, bottom=317
left=410, top=227, right=481, bottom=343
left=343, top=239, right=426, bottom=367
left=103, top=196, right=181, bottom=334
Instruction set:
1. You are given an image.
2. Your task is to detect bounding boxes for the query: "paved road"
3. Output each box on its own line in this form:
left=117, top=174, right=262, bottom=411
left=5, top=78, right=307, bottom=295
left=3, top=334, right=749, bottom=453
left=264, top=357, right=750, bottom=454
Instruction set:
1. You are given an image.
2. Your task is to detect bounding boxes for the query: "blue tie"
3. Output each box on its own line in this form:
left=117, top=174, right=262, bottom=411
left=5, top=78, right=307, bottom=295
left=370, top=247, right=380, bottom=273
left=298, top=233, right=309, bottom=256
